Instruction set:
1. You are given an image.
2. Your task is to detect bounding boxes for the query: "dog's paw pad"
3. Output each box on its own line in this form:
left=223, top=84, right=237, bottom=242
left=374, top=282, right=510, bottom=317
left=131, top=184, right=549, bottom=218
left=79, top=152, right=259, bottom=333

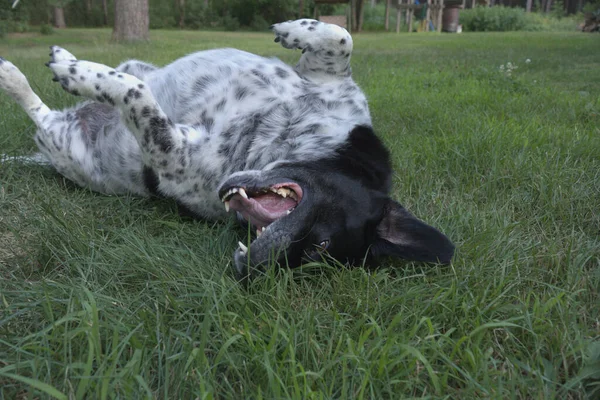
left=49, top=46, right=77, bottom=63
left=0, top=58, right=31, bottom=96
left=271, top=19, right=351, bottom=55
left=271, top=19, right=314, bottom=50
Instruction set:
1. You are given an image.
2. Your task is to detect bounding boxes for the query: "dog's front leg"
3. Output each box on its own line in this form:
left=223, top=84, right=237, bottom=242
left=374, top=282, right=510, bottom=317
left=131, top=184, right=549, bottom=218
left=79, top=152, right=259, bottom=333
left=47, top=46, right=203, bottom=176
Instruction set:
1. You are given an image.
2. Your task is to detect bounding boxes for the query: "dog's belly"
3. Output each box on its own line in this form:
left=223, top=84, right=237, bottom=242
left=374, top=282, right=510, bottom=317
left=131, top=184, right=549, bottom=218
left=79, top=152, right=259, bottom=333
left=142, top=49, right=372, bottom=219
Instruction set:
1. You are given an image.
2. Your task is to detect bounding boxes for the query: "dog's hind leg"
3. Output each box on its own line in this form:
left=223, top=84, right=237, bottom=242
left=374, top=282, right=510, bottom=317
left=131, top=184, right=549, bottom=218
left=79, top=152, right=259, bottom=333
left=46, top=47, right=219, bottom=216
left=115, top=60, right=157, bottom=81
left=0, top=51, right=147, bottom=195
left=271, top=19, right=353, bottom=82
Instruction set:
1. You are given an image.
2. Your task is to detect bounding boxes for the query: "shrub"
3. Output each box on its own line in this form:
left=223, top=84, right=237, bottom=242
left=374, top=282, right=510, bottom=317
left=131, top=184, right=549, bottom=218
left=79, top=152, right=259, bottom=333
left=40, top=23, right=54, bottom=35
left=460, top=6, right=579, bottom=32
left=220, top=14, right=241, bottom=31
left=460, top=6, right=528, bottom=31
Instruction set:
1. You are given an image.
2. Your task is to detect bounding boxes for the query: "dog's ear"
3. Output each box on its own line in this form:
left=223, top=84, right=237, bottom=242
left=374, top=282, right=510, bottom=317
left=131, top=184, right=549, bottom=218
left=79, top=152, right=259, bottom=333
left=370, top=199, right=455, bottom=264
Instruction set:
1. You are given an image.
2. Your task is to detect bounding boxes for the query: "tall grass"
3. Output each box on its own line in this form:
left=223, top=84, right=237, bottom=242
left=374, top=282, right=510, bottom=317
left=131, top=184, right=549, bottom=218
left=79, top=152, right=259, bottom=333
left=0, top=29, right=599, bottom=398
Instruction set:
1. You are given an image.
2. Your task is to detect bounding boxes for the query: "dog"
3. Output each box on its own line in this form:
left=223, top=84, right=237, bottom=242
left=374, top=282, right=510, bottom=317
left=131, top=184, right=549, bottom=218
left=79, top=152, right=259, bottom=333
left=0, top=19, right=455, bottom=277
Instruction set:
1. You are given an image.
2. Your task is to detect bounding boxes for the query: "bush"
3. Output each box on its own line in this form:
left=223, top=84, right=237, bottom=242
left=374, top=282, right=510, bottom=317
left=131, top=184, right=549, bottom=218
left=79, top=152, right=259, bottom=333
left=460, top=6, right=579, bottom=32
left=220, top=14, right=241, bottom=31
left=460, top=6, right=528, bottom=31
left=39, top=23, right=54, bottom=35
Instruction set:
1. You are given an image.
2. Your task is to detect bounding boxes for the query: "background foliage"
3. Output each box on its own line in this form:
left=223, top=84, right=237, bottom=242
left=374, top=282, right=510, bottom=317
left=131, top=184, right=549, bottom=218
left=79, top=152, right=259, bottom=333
left=0, top=0, right=590, bottom=35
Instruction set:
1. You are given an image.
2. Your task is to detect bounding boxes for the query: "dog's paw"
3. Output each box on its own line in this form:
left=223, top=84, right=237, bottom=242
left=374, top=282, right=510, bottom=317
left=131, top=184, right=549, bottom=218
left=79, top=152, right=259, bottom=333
left=270, top=19, right=352, bottom=54
left=0, top=57, right=33, bottom=99
left=48, top=45, right=77, bottom=63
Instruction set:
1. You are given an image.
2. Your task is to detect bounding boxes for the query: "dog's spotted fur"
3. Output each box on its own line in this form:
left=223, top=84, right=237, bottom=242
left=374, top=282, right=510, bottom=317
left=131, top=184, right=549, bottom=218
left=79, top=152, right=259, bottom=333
left=0, top=20, right=454, bottom=277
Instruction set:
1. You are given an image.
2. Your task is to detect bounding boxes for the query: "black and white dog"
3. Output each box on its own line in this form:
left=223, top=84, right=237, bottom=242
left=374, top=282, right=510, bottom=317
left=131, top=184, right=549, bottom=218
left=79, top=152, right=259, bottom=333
left=0, top=19, right=454, bottom=277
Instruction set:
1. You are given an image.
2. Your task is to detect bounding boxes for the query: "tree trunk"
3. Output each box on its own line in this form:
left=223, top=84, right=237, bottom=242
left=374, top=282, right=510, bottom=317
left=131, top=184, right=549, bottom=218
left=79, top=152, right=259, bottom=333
left=102, top=0, right=108, bottom=26
left=545, top=0, right=552, bottom=12
left=526, top=0, right=532, bottom=12
left=112, top=0, right=149, bottom=42
left=354, top=0, right=365, bottom=32
left=384, top=0, right=390, bottom=30
left=299, top=0, right=304, bottom=18
left=53, top=6, right=66, bottom=28
left=178, top=0, right=185, bottom=28
left=86, top=0, right=93, bottom=25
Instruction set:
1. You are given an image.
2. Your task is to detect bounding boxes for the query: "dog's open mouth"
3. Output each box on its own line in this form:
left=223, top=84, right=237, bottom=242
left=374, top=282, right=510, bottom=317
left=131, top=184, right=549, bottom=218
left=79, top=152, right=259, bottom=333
left=220, top=182, right=303, bottom=235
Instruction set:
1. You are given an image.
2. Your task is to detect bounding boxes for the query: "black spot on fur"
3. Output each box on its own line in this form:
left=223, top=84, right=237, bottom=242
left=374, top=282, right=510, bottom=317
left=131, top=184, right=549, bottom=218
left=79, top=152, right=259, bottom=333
left=118, top=74, right=124, bottom=78
left=143, top=166, right=161, bottom=196
left=275, top=67, right=289, bottom=79
left=138, top=83, right=144, bottom=89
left=235, top=86, right=250, bottom=101
left=340, top=38, right=346, bottom=45
left=69, top=67, right=77, bottom=75
left=194, top=75, right=216, bottom=93
left=308, top=26, right=316, bottom=31
left=203, top=117, right=214, bottom=133
left=300, top=20, right=308, bottom=25
left=97, top=73, right=104, bottom=79
left=215, top=98, right=227, bottom=112
left=80, top=75, right=86, bottom=81
left=94, top=84, right=101, bottom=91
left=141, top=106, right=151, bottom=118
left=109, top=71, right=116, bottom=75
left=149, top=116, right=174, bottom=153
left=101, top=92, right=114, bottom=106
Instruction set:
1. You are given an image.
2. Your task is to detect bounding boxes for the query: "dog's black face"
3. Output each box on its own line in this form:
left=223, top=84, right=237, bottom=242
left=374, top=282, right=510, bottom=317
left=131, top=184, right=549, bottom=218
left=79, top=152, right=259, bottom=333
left=218, top=126, right=455, bottom=279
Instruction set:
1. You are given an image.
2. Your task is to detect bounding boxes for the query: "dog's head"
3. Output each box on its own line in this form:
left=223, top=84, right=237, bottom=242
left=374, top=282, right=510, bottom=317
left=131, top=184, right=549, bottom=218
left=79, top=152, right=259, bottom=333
left=218, top=126, right=455, bottom=278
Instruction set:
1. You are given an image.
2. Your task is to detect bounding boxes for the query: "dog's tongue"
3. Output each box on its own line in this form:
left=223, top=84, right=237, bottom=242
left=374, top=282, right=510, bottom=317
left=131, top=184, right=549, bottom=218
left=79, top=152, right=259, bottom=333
left=228, top=192, right=296, bottom=227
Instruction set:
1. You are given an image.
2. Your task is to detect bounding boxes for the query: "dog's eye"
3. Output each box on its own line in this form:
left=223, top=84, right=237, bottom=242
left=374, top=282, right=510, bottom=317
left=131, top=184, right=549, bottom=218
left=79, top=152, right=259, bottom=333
left=316, top=240, right=330, bottom=252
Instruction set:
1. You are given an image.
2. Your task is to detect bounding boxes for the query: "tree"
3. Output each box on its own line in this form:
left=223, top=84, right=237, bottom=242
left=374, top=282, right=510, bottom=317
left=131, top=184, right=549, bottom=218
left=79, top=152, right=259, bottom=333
left=101, top=0, right=108, bottom=25
left=175, top=0, right=185, bottom=28
left=112, top=0, right=149, bottom=42
left=351, top=0, right=366, bottom=32
left=49, top=0, right=73, bottom=28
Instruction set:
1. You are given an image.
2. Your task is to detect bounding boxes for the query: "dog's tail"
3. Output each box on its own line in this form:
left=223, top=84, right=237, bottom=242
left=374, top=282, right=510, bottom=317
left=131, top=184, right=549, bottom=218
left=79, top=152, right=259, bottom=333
left=1, top=152, right=52, bottom=166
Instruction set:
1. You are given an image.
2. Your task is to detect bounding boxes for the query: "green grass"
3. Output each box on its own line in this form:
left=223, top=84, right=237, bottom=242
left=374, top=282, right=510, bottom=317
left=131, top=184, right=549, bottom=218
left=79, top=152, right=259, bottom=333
left=1, top=28, right=599, bottom=399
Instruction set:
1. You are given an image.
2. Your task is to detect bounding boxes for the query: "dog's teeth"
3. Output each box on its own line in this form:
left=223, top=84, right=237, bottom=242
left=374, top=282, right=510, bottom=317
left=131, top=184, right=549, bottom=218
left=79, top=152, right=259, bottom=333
left=224, top=201, right=230, bottom=212
left=289, top=191, right=298, bottom=201
left=256, top=228, right=262, bottom=237
left=238, top=241, right=248, bottom=254
left=287, top=209, right=292, bottom=215
left=262, top=227, right=266, bottom=232
left=277, top=188, right=289, bottom=198
left=238, top=188, right=248, bottom=199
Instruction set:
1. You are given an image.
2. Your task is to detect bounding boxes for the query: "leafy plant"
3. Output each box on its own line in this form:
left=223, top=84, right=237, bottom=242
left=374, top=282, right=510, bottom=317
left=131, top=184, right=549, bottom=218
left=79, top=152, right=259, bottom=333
left=460, top=6, right=579, bottom=31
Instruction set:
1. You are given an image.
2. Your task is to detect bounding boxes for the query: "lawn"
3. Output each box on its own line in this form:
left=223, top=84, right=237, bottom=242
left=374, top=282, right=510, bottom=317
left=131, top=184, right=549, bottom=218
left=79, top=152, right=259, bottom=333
left=0, top=28, right=599, bottom=399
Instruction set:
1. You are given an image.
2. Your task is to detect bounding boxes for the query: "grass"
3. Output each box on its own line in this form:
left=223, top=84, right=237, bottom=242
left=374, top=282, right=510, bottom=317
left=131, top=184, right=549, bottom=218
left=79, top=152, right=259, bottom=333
left=1, top=28, right=599, bottom=399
